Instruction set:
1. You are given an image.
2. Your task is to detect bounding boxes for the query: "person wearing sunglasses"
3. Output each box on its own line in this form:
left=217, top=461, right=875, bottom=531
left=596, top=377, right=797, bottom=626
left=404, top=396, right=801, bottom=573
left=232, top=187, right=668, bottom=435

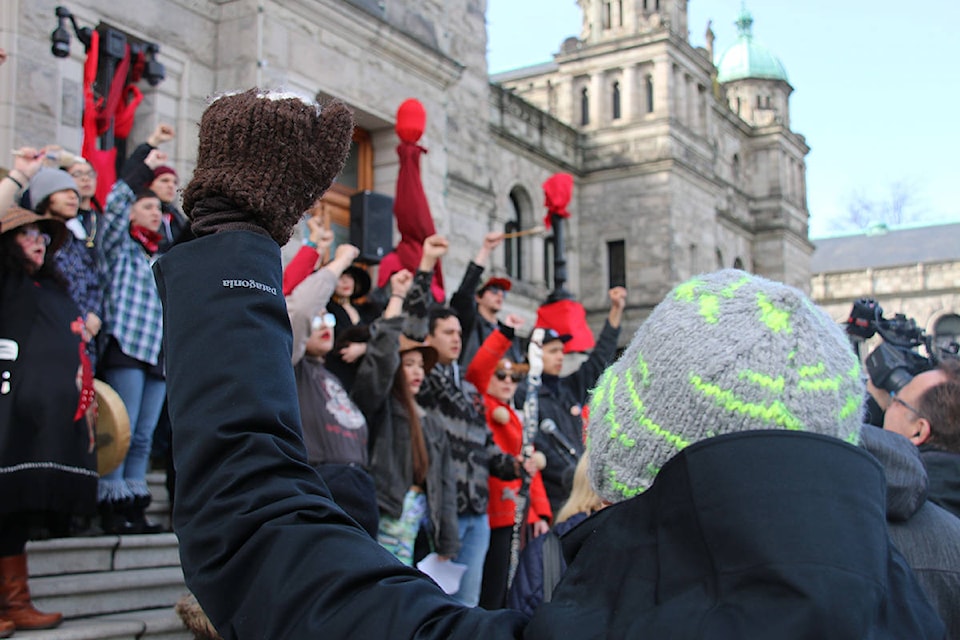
left=1, top=156, right=97, bottom=632
left=286, top=228, right=378, bottom=538
left=465, top=319, right=551, bottom=610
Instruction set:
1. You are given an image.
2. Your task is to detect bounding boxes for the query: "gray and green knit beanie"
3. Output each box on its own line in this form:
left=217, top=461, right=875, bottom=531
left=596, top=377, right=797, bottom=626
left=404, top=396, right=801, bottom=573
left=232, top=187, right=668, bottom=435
left=587, top=269, right=864, bottom=503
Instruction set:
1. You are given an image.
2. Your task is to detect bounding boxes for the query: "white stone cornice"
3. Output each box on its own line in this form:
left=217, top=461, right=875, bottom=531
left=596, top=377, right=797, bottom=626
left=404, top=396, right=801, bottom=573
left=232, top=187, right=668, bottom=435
left=279, top=0, right=463, bottom=90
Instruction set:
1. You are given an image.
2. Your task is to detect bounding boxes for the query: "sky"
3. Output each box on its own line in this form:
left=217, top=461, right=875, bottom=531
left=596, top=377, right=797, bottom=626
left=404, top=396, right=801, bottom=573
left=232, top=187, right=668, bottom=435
left=486, top=0, right=960, bottom=238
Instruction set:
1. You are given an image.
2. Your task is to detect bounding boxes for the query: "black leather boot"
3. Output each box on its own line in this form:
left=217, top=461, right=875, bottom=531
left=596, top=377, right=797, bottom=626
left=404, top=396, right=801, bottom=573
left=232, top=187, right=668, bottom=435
left=98, top=499, right=138, bottom=535
left=125, top=495, right=165, bottom=534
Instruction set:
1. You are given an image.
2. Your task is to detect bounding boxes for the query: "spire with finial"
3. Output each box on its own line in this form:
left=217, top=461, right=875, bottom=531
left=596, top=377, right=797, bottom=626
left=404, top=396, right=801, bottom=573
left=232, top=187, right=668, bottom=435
left=735, top=2, right=754, bottom=38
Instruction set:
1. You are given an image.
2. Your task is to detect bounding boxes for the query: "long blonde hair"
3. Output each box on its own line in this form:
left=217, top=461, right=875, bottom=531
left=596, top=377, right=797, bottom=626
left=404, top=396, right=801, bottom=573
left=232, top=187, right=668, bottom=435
left=555, top=456, right=605, bottom=524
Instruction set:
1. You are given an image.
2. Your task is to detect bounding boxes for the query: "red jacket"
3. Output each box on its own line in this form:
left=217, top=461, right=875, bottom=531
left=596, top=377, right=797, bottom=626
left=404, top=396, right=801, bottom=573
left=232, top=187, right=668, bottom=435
left=282, top=245, right=321, bottom=296
left=466, top=329, right=552, bottom=529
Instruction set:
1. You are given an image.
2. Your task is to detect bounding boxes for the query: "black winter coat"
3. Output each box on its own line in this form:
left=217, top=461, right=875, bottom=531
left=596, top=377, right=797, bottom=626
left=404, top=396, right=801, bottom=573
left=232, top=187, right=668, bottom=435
left=156, top=231, right=526, bottom=639
left=156, top=231, right=943, bottom=639
left=0, top=271, right=97, bottom=518
left=352, top=316, right=460, bottom=557
left=525, top=430, right=946, bottom=639
left=535, top=320, right=620, bottom=513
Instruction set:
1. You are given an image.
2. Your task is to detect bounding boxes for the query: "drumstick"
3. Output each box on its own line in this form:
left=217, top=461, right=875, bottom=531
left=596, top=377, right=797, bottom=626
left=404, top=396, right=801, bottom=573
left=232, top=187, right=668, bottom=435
left=502, top=225, right=546, bottom=240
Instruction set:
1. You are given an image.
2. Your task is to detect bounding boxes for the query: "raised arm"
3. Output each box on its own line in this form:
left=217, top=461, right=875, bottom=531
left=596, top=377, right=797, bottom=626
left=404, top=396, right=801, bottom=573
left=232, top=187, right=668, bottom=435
left=287, top=235, right=357, bottom=365
left=2, top=147, right=45, bottom=212
left=155, top=91, right=525, bottom=639
left=562, top=287, right=625, bottom=402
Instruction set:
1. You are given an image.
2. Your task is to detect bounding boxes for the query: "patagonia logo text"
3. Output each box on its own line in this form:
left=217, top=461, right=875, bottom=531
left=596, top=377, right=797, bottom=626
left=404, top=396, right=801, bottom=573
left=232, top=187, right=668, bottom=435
left=222, top=278, right=278, bottom=296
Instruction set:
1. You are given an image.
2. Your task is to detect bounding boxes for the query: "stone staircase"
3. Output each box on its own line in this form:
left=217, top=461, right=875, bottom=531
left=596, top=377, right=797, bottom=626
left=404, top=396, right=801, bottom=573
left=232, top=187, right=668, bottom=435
left=16, top=473, right=195, bottom=640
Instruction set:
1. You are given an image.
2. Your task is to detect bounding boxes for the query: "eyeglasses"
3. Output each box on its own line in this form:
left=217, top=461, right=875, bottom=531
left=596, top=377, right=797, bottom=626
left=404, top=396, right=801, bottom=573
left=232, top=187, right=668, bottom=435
left=494, top=370, right=523, bottom=383
left=19, top=228, right=52, bottom=246
left=311, top=313, right=337, bottom=332
left=69, top=169, right=97, bottom=179
left=891, top=391, right=925, bottom=421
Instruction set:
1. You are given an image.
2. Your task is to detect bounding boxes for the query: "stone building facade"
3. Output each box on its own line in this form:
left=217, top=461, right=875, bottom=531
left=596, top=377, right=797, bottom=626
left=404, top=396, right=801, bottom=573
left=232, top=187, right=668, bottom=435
left=1, top=0, right=811, bottom=343
left=811, top=223, right=960, bottom=360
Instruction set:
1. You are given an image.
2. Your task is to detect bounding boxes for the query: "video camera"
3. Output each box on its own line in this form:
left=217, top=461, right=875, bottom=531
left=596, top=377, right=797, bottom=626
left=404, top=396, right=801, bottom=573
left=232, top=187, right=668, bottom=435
left=845, top=298, right=957, bottom=393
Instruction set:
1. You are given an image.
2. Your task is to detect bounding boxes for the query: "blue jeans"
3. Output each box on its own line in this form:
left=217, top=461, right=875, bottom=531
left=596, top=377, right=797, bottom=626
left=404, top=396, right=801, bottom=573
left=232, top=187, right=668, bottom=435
left=452, top=512, right=490, bottom=607
left=98, top=367, right=167, bottom=502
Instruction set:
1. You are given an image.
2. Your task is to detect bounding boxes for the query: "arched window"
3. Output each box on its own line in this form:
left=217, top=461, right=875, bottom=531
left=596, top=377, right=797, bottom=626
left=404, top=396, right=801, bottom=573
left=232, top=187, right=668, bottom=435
left=581, top=87, right=590, bottom=125
left=716, top=248, right=724, bottom=269
left=645, top=75, right=654, bottom=113
left=505, top=189, right=525, bottom=280
left=733, top=257, right=745, bottom=270
left=732, top=153, right=741, bottom=182
left=612, top=81, right=621, bottom=120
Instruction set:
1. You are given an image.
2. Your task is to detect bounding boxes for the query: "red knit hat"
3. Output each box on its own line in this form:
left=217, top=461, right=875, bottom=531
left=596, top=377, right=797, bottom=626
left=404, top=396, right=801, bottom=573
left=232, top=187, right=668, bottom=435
left=153, top=165, right=178, bottom=181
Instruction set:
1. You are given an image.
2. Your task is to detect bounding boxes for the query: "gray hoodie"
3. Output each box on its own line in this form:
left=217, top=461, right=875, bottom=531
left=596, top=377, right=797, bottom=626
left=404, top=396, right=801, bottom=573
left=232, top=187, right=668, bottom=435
left=860, top=425, right=960, bottom=639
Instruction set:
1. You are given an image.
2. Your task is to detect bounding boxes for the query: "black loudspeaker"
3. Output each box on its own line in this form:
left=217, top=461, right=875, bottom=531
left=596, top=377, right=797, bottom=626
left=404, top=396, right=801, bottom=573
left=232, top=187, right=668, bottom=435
left=350, top=191, right=394, bottom=264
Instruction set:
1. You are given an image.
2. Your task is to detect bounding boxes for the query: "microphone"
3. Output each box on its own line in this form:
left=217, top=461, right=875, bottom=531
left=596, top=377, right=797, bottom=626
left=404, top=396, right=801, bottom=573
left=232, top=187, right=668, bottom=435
left=539, top=419, right=578, bottom=460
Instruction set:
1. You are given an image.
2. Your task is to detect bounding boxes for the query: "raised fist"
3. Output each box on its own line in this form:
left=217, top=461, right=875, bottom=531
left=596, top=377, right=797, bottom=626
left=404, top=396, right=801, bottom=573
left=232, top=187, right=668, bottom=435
left=144, top=149, right=169, bottom=170
left=148, top=123, right=176, bottom=147
left=503, top=313, right=525, bottom=330
left=609, top=286, right=627, bottom=311
left=390, top=269, right=414, bottom=298
left=333, top=243, right=360, bottom=265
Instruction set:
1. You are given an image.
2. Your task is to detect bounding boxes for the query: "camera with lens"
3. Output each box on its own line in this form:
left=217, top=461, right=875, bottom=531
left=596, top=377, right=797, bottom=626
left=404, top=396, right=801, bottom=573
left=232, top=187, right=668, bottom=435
left=845, top=298, right=956, bottom=393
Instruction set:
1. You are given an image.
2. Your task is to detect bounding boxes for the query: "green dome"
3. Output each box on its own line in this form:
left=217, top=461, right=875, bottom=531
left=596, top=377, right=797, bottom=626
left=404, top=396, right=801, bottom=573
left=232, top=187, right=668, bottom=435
left=716, top=7, right=788, bottom=83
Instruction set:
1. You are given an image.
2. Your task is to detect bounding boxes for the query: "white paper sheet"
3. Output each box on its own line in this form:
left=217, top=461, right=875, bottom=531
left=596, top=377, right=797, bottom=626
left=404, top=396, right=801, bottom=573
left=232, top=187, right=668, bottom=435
left=416, top=553, right=468, bottom=595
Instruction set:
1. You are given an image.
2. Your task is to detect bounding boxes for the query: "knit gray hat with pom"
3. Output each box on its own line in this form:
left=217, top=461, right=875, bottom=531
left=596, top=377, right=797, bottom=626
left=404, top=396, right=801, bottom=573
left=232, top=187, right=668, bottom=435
left=587, top=269, right=865, bottom=503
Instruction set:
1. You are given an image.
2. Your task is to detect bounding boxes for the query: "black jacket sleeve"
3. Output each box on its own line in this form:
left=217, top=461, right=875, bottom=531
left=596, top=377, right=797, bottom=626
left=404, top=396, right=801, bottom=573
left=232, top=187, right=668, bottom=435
left=450, top=261, right=485, bottom=354
left=560, top=320, right=621, bottom=404
left=154, top=231, right=525, bottom=640
left=119, top=142, right=157, bottom=192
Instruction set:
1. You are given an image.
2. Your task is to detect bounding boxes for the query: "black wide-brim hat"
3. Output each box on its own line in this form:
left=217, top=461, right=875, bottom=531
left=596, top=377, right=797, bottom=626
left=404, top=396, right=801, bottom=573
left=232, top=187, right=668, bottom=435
left=343, top=265, right=372, bottom=300
left=0, top=205, right=69, bottom=254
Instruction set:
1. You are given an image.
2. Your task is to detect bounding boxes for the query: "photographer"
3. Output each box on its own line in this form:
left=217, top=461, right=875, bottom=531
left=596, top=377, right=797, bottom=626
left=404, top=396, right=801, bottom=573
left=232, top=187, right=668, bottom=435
left=869, top=361, right=960, bottom=519
left=848, top=299, right=960, bottom=520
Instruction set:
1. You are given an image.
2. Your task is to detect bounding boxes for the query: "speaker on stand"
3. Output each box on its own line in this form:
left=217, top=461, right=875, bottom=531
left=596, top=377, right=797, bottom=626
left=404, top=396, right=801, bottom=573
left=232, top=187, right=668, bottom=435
left=350, top=191, right=394, bottom=265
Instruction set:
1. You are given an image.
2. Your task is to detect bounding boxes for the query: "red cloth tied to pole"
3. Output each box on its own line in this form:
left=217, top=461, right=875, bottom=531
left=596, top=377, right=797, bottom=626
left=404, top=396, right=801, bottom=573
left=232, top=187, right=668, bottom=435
left=376, top=99, right=445, bottom=302
left=536, top=299, right=595, bottom=353
left=113, top=84, right=144, bottom=140
left=81, top=31, right=119, bottom=205
left=81, top=32, right=144, bottom=204
left=537, top=172, right=594, bottom=352
left=542, top=173, right=573, bottom=229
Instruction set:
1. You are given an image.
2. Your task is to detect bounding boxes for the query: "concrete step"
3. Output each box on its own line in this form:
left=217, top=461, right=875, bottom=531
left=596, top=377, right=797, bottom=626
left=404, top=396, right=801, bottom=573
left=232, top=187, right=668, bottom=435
left=14, top=607, right=191, bottom=640
left=27, top=533, right=180, bottom=577
left=147, top=471, right=173, bottom=531
left=25, top=532, right=188, bottom=626
left=30, top=565, right=187, bottom=619
left=15, top=476, right=192, bottom=638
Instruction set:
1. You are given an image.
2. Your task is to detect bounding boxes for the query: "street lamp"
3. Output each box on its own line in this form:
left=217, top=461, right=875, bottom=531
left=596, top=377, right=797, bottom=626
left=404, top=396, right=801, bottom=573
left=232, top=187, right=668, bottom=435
left=50, top=5, right=93, bottom=58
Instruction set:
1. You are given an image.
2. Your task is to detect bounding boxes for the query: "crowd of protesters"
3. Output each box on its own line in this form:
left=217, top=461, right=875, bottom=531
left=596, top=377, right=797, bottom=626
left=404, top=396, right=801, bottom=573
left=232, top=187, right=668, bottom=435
left=3, top=82, right=960, bottom=639
left=0, top=117, right=620, bottom=633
